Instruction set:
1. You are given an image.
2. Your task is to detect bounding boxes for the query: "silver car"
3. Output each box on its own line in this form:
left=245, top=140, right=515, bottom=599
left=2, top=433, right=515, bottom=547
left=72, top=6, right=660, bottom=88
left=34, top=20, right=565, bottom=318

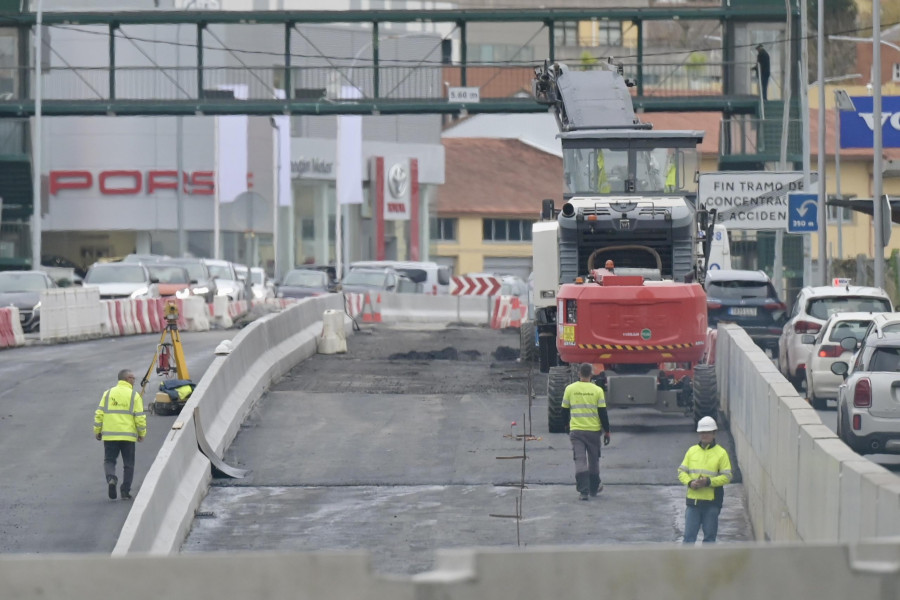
left=83, top=263, right=159, bottom=300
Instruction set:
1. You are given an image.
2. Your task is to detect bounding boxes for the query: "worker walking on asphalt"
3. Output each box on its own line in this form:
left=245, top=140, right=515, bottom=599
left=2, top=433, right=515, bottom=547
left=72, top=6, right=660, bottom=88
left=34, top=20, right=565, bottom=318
left=94, top=369, right=147, bottom=500
left=677, top=416, right=732, bottom=543
left=561, top=363, right=611, bottom=500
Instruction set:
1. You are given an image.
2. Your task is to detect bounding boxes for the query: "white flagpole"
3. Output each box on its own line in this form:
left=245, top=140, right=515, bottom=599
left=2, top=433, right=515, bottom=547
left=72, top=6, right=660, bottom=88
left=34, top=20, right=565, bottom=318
left=214, top=117, right=220, bottom=259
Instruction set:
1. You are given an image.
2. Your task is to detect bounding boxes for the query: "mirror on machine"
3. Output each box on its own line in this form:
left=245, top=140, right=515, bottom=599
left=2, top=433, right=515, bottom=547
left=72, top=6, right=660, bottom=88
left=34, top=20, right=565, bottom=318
left=840, top=336, right=858, bottom=351
left=830, top=361, right=849, bottom=378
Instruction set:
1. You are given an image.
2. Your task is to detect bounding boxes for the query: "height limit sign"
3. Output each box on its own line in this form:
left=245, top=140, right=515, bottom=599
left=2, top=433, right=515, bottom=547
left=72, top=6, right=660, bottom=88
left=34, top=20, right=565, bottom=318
left=788, top=193, right=818, bottom=233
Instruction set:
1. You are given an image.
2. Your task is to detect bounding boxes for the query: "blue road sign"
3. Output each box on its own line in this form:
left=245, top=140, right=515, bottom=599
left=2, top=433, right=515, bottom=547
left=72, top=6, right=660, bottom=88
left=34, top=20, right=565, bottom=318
left=788, top=193, right=818, bottom=233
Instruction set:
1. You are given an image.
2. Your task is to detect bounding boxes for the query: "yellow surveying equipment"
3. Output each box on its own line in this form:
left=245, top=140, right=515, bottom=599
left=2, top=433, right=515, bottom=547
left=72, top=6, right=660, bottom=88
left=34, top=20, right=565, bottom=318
left=140, top=301, right=193, bottom=415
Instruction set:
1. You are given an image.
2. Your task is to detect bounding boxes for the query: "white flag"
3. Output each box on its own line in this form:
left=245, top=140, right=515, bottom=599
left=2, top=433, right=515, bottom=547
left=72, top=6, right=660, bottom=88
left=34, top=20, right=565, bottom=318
left=216, top=84, right=248, bottom=203
left=336, top=86, right=363, bottom=205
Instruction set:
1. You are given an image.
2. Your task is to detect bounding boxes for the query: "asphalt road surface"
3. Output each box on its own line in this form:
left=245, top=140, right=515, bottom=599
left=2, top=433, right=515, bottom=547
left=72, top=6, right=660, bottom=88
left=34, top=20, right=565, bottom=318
left=183, top=323, right=751, bottom=575
left=0, top=328, right=235, bottom=554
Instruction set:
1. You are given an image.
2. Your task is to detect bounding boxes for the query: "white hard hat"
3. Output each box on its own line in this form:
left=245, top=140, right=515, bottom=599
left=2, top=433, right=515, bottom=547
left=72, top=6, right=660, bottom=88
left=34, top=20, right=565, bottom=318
left=696, top=416, right=718, bottom=432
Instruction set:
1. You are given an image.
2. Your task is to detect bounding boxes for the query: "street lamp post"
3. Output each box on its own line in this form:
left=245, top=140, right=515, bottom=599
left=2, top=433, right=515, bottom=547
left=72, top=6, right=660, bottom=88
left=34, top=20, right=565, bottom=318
left=834, top=89, right=857, bottom=260
left=31, top=0, right=42, bottom=269
left=873, top=0, right=885, bottom=289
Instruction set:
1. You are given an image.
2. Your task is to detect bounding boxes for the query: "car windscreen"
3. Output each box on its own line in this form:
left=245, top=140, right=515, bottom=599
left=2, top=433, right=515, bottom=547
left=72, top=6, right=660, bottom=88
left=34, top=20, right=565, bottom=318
left=0, top=273, right=49, bottom=292
left=343, top=271, right=385, bottom=286
left=868, top=346, right=900, bottom=371
left=706, top=280, right=772, bottom=300
left=148, top=266, right=189, bottom=284
left=85, top=266, right=147, bottom=284
left=176, top=263, right=207, bottom=281
left=828, top=320, right=872, bottom=342
left=807, top=296, right=892, bottom=320
left=283, top=270, right=326, bottom=287
left=207, top=265, right=234, bottom=280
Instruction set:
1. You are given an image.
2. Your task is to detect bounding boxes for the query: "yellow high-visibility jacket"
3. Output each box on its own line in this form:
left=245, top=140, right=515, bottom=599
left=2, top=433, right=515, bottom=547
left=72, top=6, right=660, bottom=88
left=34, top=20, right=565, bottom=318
left=677, top=441, right=732, bottom=506
left=94, top=381, right=147, bottom=442
left=562, top=380, right=607, bottom=432
left=596, top=152, right=611, bottom=193
left=665, top=163, right=677, bottom=192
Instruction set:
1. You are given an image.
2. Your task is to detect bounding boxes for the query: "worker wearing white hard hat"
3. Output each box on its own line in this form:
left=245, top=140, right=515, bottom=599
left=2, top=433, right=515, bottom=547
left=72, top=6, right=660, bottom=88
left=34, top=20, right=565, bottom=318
left=677, top=415, right=733, bottom=544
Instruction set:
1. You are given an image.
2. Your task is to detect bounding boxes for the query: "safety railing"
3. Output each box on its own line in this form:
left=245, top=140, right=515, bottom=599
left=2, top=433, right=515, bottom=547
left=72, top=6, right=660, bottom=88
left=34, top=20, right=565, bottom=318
left=718, top=115, right=804, bottom=159
left=0, top=61, right=756, bottom=103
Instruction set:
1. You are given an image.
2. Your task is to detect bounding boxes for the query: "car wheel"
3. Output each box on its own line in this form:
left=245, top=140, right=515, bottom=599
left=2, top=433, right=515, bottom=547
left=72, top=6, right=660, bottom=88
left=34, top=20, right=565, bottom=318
left=808, top=383, right=826, bottom=411
left=837, top=405, right=860, bottom=453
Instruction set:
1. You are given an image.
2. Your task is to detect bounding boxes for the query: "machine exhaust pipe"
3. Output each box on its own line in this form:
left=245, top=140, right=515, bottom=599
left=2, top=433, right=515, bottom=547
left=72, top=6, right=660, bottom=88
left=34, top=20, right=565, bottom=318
left=561, top=202, right=575, bottom=217
left=870, top=440, right=881, bottom=451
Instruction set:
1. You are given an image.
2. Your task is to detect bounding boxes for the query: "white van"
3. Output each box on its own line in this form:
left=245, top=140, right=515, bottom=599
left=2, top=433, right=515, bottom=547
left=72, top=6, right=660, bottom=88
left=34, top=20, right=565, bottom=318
left=349, top=261, right=452, bottom=295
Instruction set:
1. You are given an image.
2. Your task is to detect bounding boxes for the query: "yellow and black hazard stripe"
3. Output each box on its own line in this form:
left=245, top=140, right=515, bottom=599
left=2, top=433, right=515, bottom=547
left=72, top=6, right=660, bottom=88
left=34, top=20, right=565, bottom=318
left=577, top=343, right=694, bottom=351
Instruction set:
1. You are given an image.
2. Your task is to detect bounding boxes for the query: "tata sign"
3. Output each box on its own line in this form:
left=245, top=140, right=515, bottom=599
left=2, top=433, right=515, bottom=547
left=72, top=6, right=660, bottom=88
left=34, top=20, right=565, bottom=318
left=49, top=170, right=215, bottom=196
left=840, top=96, right=900, bottom=149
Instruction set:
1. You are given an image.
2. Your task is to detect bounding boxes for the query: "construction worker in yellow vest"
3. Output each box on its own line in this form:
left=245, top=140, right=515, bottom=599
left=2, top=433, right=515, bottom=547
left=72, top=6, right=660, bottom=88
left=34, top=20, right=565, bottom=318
left=596, top=150, right=611, bottom=193
left=561, top=363, right=611, bottom=500
left=94, top=369, right=147, bottom=500
left=665, top=159, right=677, bottom=192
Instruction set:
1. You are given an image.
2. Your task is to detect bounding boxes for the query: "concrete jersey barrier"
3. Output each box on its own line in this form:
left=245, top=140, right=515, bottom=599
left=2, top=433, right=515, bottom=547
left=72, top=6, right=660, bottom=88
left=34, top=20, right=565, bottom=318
left=113, top=294, right=348, bottom=554
left=717, top=323, right=900, bottom=543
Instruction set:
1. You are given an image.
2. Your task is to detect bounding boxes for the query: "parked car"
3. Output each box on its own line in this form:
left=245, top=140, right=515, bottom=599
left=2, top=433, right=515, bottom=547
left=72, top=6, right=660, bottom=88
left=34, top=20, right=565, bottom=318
left=121, top=253, right=169, bottom=264
left=0, top=270, right=57, bottom=332
left=350, top=261, right=451, bottom=295
left=704, top=269, right=786, bottom=357
left=341, top=267, right=402, bottom=294
left=802, top=312, right=875, bottom=409
left=832, top=332, right=900, bottom=455
left=146, top=264, right=193, bottom=298
left=250, top=267, right=275, bottom=300
left=778, top=284, right=892, bottom=389
left=202, top=259, right=246, bottom=301
left=163, top=257, right=218, bottom=303
left=83, top=263, right=159, bottom=300
left=277, top=268, right=335, bottom=299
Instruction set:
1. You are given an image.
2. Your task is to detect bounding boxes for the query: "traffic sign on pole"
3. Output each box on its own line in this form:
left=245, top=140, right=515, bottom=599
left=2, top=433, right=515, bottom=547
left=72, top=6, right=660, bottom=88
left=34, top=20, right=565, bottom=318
left=788, top=193, right=818, bottom=233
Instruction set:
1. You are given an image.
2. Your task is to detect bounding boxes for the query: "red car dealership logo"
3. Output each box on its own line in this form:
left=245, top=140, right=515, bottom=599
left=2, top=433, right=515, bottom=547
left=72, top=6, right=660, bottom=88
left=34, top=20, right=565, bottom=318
left=49, top=170, right=216, bottom=196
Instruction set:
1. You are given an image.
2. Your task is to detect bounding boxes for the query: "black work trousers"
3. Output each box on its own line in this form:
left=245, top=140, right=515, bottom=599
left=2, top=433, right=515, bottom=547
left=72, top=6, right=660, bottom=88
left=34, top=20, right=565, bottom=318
left=103, top=440, right=136, bottom=493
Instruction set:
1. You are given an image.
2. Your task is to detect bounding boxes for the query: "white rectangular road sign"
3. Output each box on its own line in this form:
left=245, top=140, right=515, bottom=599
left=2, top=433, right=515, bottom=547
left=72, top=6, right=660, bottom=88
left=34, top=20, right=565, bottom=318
left=448, top=87, right=481, bottom=103
left=697, top=171, right=816, bottom=230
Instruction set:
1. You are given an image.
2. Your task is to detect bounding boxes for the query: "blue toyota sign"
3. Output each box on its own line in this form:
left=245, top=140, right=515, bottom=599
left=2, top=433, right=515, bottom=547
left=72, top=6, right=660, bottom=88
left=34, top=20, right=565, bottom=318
left=840, top=96, right=900, bottom=148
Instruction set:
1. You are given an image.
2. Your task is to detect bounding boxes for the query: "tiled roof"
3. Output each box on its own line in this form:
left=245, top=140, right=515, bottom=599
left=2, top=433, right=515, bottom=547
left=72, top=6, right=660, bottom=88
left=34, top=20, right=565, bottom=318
left=438, top=138, right=562, bottom=217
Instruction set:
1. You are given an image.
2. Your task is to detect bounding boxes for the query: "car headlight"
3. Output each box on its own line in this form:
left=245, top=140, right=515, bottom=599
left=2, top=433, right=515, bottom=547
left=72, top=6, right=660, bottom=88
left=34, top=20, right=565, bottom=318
left=32, top=301, right=41, bottom=312
left=216, top=284, right=235, bottom=296
left=192, top=286, right=209, bottom=295
left=175, top=288, right=192, bottom=299
left=253, top=288, right=265, bottom=299
left=130, top=287, right=150, bottom=299
left=277, top=291, right=284, bottom=298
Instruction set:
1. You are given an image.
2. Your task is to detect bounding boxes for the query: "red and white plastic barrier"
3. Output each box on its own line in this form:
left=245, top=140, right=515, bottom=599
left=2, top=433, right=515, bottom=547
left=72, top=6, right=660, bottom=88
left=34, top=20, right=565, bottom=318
left=0, top=307, right=26, bottom=349
left=491, top=295, right=525, bottom=330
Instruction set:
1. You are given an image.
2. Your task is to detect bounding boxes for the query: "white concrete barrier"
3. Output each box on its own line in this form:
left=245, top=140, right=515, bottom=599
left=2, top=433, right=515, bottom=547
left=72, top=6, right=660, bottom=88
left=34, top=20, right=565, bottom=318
left=717, top=324, right=900, bottom=544
left=39, top=287, right=104, bottom=343
left=3, top=540, right=900, bottom=599
left=114, top=294, right=349, bottom=555
left=379, top=293, right=494, bottom=325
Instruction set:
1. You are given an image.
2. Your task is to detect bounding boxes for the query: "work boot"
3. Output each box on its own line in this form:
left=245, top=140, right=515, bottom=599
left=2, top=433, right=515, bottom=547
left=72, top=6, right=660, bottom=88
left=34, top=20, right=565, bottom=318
left=575, top=472, right=589, bottom=498
left=579, top=493, right=589, bottom=501
left=107, top=476, right=118, bottom=500
left=120, top=487, right=132, bottom=501
left=589, top=474, right=603, bottom=497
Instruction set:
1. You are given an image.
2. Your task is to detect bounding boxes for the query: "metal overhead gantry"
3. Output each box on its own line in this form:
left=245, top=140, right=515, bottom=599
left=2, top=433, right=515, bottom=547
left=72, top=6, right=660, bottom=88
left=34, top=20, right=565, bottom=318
left=0, top=6, right=790, bottom=117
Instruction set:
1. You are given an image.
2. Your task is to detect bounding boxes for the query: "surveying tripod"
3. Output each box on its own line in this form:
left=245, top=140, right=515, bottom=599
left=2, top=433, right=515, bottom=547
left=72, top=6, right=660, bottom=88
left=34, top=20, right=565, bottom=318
left=140, top=301, right=192, bottom=415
